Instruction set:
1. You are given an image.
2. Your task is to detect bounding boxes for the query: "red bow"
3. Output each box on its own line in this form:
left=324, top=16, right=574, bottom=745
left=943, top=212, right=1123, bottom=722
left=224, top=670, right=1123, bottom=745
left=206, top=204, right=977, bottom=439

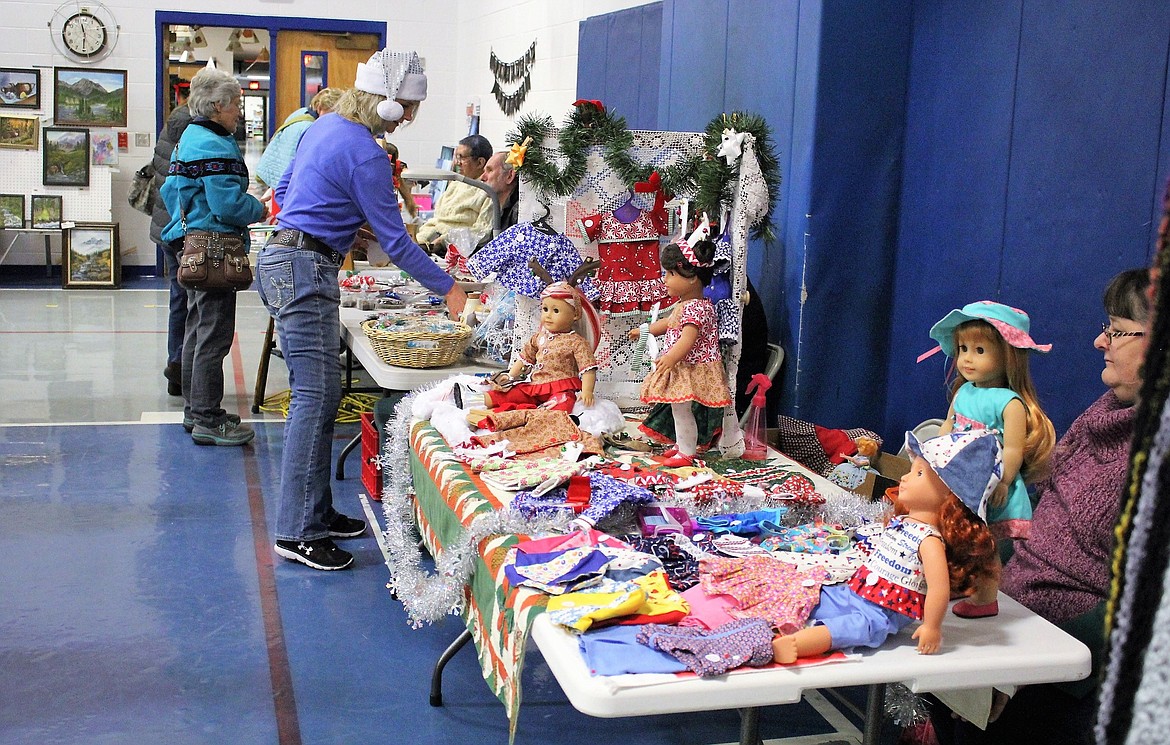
left=572, top=99, right=605, bottom=113
left=634, top=171, right=670, bottom=235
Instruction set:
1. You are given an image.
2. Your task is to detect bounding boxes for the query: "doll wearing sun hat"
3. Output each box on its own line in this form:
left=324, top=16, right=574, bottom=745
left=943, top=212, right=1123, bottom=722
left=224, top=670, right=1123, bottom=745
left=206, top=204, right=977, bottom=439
left=925, top=301, right=1057, bottom=618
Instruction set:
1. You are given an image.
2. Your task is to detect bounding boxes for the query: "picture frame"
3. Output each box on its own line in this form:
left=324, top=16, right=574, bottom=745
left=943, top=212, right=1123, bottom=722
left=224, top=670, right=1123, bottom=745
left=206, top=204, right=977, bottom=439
left=0, top=114, right=39, bottom=150
left=90, top=132, right=117, bottom=165
left=53, top=67, right=127, bottom=128
left=31, top=195, right=63, bottom=229
left=43, top=127, right=89, bottom=187
left=63, top=222, right=120, bottom=289
left=0, top=68, right=41, bottom=109
left=0, top=194, right=24, bottom=228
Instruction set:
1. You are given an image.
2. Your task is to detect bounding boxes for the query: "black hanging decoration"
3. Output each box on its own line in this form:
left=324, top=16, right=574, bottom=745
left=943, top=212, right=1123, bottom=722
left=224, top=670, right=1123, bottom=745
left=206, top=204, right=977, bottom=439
left=489, top=41, right=536, bottom=116
left=492, top=76, right=532, bottom=117
left=489, top=41, right=537, bottom=84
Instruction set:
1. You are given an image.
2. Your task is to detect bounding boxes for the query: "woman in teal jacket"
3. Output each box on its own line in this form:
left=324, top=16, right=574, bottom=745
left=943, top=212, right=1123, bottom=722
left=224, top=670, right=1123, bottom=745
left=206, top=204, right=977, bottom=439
left=162, top=67, right=266, bottom=446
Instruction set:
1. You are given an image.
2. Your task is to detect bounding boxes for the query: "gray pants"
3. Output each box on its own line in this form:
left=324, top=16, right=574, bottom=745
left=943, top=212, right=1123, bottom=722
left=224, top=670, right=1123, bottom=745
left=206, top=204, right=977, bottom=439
left=181, top=288, right=238, bottom=427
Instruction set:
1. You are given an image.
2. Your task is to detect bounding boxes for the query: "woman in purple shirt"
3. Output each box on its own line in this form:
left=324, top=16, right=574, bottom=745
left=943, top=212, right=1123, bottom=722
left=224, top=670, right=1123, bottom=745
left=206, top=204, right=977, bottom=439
left=929, top=268, right=1150, bottom=744
left=257, top=48, right=467, bottom=571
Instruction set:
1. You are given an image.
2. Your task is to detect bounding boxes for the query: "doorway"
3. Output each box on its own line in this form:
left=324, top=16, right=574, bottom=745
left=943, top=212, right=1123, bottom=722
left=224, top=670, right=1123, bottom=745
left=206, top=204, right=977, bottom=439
left=155, top=11, right=385, bottom=139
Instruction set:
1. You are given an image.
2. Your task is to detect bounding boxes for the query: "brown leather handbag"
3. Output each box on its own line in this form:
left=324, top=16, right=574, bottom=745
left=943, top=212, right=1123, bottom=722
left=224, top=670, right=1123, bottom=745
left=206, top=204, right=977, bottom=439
left=177, top=229, right=253, bottom=291
left=175, top=191, right=253, bottom=291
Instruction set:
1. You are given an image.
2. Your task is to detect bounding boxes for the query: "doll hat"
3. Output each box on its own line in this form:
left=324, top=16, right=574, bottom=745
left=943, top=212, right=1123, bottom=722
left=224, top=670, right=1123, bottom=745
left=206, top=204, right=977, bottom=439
left=354, top=49, right=427, bottom=122
left=904, top=429, right=1003, bottom=520
left=928, top=301, right=1052, bottom=358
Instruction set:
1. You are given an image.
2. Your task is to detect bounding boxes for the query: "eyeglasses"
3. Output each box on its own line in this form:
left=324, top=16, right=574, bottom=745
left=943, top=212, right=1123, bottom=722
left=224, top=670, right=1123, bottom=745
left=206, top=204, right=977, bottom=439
left=1101, top=322, right=1146, bottom=345
left=453, top=153, right=481, bottom=163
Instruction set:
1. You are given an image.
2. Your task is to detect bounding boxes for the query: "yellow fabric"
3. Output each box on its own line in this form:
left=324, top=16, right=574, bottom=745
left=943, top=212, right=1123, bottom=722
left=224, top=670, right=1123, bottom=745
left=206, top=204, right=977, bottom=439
left=632, top=570, right=690, bottom=616
left=546, top=587, right=646, bottom=632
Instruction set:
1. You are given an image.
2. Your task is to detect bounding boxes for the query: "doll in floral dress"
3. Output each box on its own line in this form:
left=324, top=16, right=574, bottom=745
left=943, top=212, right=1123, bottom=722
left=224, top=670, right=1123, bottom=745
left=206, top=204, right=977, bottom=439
left=630, top=228, right=732, bottom=467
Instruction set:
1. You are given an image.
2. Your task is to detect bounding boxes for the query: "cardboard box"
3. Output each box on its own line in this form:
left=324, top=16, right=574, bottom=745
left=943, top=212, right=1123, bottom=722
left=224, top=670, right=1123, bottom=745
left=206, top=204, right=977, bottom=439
left=765, top=427, right=910, bottom=500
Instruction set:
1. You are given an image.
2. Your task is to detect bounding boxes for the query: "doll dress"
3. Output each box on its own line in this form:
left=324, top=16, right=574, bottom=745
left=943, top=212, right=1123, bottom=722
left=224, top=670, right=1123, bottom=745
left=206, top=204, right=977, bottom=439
left=468, top=222, right=599, bottom=300
left=639, top=299, right=732, bottom=408
left=847, top=516, right=939, bottom=620
left=950, top=381, right=1031, bottom=538
left=703, top=230, right=742, bottom=344
left=578, top=207, right=668, bottom=313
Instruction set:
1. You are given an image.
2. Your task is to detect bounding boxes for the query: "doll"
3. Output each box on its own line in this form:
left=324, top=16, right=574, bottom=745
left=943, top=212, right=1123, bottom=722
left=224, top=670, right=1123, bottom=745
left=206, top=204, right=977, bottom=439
left=482, top=259, right=602, bottom=413
left=772, top=430, right=1001, bottom=664
left=826, top=436, right=880, bottom=490
left=927, top=301, right=1056, bottom=618
left=630, top=220, right=732, bottom=467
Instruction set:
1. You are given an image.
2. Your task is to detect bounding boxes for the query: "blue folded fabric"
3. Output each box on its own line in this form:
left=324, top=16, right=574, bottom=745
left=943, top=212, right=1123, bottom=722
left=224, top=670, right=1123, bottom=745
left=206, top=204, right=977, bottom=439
left=695, top=507, right=789, bottom=537
left=578, top=625, right=688, bottom=675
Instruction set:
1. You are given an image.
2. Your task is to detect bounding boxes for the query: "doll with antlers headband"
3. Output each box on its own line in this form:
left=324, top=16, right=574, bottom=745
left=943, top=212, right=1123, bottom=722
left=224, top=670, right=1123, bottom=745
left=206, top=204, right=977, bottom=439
left=483, top=258, right=603, bottom=413
left=630, top=218, right=733, bottom=466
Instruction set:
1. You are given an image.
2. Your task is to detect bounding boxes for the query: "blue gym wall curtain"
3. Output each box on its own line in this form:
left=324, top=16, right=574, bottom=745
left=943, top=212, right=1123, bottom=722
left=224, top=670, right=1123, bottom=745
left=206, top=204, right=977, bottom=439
left=576, top=3, right=662, bottom=129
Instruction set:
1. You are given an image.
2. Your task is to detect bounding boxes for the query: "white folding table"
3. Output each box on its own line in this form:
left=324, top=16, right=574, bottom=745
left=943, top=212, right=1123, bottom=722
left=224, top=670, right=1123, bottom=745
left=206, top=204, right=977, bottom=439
left=530, top=594, right=1091, bottom=745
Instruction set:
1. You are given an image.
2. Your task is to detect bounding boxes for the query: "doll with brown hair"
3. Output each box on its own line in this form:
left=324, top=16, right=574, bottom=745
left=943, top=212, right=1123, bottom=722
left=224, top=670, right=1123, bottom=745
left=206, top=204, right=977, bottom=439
left=482, top=259, right=602, bottom=413
left=773, top=430, right=1001, bottom=663
left=630, top=220, right=733, bottom=467
left=927, top=301, right=1056, bottom=618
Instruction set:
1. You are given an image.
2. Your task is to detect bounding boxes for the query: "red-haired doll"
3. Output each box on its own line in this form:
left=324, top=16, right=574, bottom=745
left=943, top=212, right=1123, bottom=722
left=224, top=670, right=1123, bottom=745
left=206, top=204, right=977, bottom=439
left=773, top=430, right=1001, bottom=663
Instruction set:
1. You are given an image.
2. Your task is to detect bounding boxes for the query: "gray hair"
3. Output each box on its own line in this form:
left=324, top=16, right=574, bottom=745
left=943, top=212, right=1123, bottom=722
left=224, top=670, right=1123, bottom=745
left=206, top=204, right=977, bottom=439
left=335, top=89, right=388, bottom=134
left=188, top=68, right=241, bottom=118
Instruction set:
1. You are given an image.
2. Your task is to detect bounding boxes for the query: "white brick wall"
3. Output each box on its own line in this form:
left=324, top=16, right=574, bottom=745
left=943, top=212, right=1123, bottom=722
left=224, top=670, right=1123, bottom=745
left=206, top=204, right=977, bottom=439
left=0, top=0, right=656, bottom=266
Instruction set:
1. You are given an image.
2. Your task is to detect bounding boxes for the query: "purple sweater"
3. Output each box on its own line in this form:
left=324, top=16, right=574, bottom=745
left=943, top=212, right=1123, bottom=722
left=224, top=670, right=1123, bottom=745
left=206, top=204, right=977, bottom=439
left=1001, top=391, right=1135, bottom=623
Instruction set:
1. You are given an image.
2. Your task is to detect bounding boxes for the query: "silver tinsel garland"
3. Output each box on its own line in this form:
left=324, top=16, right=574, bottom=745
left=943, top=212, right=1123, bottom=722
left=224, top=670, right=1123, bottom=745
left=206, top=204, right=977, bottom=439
left=885, top=682, right=931, bottom=727
left=379, top=385, right=574, bottom=627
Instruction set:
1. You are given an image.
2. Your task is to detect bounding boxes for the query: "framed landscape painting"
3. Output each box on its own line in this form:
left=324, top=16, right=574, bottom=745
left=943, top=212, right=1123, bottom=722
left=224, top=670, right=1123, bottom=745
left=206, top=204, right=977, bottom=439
left=43, top=127, right=89, bottom=187
left=0, top=114, right=38, bottom=150
left=0, top=194, right=24, bottom=227
left=31, top=195, right=62, bottom=229
left=53, top=67, right=126, bottom=128
left=63, top=222, right=120, bottom=289
left=0, top=68, right=40, bottom=109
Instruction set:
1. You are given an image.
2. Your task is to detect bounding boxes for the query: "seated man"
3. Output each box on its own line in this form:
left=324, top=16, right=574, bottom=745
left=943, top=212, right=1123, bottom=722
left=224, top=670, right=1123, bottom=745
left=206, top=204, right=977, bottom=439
left=482, top=151, right=519, bottom=231
left=416, top=134, right=494, bottom=249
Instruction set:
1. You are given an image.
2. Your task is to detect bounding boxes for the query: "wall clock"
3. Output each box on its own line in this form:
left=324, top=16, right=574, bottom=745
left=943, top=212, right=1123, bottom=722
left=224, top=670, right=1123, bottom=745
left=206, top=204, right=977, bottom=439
left=49, top=2, right=119, bottom=64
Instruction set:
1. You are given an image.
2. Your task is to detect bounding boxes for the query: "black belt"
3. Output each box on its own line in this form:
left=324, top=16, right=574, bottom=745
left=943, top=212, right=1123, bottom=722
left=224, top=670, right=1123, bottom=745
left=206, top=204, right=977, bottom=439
left=268, top=228, right=342, bottom=264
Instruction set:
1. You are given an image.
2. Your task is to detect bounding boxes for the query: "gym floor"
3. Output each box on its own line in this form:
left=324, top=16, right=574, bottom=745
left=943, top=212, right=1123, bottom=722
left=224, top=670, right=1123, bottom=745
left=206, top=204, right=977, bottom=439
left=0, top=277, right=895, bottom=744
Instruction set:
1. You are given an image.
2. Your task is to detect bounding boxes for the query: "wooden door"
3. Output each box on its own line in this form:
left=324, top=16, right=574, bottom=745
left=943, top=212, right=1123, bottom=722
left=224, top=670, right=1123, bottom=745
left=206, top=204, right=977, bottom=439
left=273, top=30, right=379, bottom=124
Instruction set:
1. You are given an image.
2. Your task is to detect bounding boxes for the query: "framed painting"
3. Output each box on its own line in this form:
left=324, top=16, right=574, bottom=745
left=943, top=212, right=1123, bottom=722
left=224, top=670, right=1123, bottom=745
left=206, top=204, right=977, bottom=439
left=90, top=131, right=117, bottom=165
left=53, top=67, right=126, bottom=127
left=0, top=114, right=39, bottom=150
left=0, top=194, right=24, bottom=228
left=63, top=222, right=120, bottom=289
left=31, top=195, right=63, bottom=229
left=43, top=127, right=89, bottom=187
left=0, top=68, right=40, bottom=109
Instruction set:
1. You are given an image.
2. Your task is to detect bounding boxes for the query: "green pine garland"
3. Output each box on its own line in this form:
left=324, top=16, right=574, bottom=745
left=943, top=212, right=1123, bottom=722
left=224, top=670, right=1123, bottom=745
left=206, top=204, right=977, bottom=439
left=507, top=105, right=781, bottom=242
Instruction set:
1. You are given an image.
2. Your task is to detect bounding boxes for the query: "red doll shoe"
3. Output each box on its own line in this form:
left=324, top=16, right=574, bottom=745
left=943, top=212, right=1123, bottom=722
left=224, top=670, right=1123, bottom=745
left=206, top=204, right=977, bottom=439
left=952, top=599, right=999, bottom=618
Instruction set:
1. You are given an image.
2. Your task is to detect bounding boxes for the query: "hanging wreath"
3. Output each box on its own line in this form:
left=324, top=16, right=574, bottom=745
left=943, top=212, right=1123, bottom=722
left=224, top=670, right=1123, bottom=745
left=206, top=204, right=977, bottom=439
left=506, top=101, right=702, bottom=200
left=506, top=103, right=781, bottom=242
left=695, top=111, right=782, bottom=242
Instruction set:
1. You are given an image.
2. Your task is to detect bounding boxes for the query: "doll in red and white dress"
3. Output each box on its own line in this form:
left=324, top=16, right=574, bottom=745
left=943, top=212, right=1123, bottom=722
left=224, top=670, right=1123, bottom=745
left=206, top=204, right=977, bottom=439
left=629, top=224, right=732, bottom=466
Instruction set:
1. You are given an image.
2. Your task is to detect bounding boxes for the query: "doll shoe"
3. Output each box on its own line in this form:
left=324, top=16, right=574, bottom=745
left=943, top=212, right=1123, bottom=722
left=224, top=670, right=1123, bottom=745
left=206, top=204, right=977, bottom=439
left=660, top=453, right=695, bottom=468
left=952, top=599, right=999, bottom=618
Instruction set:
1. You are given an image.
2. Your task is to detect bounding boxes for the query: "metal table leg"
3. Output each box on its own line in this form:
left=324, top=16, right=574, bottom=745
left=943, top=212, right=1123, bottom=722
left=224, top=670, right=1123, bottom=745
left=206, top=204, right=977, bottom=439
left=335, top=433, right=361, bottom=480
left=863, top=683, right=886, bottom=745
left=430, top=629, right=473, bottom=707
left=44, top=233, right=52, bottom=278
left=738, top=706, right=762, bottom=745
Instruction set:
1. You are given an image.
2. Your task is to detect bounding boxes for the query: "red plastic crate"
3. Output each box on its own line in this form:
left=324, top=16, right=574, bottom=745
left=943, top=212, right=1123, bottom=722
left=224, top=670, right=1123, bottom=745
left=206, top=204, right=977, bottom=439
left=360, top=411, right=382, bottom=500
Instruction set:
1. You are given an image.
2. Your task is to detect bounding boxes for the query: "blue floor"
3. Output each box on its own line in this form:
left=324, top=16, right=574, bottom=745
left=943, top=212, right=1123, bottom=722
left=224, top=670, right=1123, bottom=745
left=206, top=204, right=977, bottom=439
left=0, top=281, right=897, bottom=744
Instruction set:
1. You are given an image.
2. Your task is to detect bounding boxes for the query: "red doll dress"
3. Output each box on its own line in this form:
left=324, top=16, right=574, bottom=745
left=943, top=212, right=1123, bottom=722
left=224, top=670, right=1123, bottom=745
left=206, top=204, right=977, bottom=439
left=578, top=208, right=668, bottom=313
left=639, top=299, right=731, bottom=408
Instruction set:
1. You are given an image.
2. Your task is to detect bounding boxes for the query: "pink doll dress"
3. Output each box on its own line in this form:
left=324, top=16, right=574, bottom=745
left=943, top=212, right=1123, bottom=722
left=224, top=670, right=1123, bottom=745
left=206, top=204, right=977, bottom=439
left=639, top=299, right=732, bottom=408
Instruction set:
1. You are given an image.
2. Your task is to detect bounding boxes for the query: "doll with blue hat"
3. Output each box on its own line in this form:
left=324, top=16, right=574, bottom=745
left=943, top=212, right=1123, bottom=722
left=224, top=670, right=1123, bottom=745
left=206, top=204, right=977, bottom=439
left=772, top=430, right=1000, bottom=664
left=926, top=300, right=1056, bottom=618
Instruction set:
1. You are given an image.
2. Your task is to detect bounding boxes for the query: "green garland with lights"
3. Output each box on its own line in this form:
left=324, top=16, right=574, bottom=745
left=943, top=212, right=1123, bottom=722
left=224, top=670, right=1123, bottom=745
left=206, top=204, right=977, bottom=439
left=507, top=104, right=780, bottom=242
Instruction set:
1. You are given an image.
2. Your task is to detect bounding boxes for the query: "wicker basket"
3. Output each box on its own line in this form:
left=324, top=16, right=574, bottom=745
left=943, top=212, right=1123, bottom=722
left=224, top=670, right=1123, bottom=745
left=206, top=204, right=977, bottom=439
left=361, top=318, right=473, bottom=368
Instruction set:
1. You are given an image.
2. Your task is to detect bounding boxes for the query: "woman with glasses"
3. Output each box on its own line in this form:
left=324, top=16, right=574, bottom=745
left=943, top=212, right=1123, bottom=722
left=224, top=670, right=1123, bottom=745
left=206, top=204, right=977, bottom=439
left=929, top=267, right=1150, bottom=745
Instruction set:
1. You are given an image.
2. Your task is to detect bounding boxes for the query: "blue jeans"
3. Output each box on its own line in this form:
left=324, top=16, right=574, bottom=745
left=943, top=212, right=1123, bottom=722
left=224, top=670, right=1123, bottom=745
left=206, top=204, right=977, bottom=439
left=161, top=243, right=186, bottom=367
left=256, top=245, right=342, bottom=542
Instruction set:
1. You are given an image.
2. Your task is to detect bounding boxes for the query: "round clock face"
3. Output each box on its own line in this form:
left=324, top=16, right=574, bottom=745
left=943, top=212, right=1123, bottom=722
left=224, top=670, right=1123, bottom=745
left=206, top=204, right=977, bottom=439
left=62, top=12, right=107, bottom=58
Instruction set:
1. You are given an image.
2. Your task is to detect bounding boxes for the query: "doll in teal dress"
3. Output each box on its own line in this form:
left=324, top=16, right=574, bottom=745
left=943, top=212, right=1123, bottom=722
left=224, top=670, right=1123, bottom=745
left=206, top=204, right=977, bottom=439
left=927, top=301, right=1056, bottom=618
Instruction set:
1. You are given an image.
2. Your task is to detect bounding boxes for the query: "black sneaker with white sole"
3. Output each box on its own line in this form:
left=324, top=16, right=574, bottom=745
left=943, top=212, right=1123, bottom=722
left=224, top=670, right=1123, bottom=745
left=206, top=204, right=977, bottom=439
left=274, top=537, right=354, bottom=570
left=326, top=513, right=367, bottom=539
